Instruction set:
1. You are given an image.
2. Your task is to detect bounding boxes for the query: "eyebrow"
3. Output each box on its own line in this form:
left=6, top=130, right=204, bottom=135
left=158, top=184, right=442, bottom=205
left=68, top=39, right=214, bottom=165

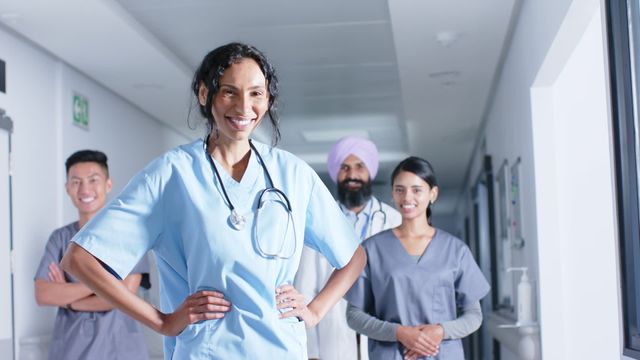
left=219, top=84, right=267, bottom=90
left=69, top=172, right=102, bottom=180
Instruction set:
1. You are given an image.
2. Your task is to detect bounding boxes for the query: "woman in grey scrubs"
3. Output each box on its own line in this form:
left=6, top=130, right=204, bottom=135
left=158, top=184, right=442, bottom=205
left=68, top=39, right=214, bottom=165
left=345, top=156, right=490, bottom=360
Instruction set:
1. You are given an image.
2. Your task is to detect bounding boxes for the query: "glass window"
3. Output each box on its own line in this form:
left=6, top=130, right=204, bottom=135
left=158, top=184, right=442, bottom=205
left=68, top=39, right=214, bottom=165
left=607, top=0, right=640, bottom=357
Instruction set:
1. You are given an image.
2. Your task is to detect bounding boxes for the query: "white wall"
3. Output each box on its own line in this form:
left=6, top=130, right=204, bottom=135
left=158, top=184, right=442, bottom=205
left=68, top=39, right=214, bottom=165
left=452, top=0, right=621, bottom=359
left=0, top=25, right=190, bottom=359
left=531, top=1, right=621, bottom=358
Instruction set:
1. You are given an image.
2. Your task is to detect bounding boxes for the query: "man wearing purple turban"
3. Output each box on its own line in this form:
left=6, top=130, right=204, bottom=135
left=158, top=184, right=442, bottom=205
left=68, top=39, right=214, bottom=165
left=294, top=136, right=401, bottom=360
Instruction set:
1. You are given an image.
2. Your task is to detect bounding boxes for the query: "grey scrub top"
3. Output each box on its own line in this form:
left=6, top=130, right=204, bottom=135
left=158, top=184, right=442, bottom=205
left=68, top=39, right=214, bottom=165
left=345, top=228, right=490, bottom=360
left=34, top=222, right=150, bottom=360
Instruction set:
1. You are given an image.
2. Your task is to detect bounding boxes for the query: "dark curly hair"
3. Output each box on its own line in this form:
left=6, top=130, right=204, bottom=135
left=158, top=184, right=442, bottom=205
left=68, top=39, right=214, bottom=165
left=191, top=42, right=280, bottom=145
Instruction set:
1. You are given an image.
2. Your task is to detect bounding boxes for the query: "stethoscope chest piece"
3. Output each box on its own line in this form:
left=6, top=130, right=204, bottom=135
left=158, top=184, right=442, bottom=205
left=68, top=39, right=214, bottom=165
left=229, top=209, right=247, bottom=231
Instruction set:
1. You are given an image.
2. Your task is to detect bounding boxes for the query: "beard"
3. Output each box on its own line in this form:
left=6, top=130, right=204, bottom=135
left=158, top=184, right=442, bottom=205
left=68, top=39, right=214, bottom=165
left=337, top=178, right=373, bottom=209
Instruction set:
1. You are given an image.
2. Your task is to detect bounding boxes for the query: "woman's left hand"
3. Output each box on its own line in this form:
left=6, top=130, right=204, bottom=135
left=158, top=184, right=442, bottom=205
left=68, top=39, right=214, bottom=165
left=418, top=323, right=445, bottom=345
left=275, top=284, right=319, bottom=328
left=404, top=324, right=445, bottom=359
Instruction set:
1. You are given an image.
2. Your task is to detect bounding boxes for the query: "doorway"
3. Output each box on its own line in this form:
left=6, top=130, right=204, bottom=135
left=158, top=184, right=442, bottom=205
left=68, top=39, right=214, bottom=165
left=0, top=108, right=14, bottom=360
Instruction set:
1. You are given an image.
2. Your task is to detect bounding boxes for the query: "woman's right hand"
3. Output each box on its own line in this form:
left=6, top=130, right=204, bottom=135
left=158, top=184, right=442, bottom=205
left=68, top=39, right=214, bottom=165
left=396, top=325, right=439, bottom=359
left=159, top=290, right=231, bottom=336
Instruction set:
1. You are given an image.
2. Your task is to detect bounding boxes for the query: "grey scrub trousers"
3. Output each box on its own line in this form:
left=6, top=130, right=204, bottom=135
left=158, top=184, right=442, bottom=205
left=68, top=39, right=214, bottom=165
left=345, top=228, right=490, bottom=360
left=34, top=222, right=150, bottom=360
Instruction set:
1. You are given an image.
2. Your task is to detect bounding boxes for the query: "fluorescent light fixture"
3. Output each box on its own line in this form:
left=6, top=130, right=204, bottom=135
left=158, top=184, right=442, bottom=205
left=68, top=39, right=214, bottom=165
left=298, top=151, right=409, bottom=166
left=301, top=129, right=370, bottom=143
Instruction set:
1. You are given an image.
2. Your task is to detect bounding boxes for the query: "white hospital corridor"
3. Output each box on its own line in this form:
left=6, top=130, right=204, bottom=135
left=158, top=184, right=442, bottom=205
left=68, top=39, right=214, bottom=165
left=0, top=0, right=635, bottom=359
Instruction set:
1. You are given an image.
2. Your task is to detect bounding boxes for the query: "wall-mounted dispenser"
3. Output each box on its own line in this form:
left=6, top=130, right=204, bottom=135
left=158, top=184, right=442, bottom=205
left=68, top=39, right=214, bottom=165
left=507, top=267, right=534, bottom=325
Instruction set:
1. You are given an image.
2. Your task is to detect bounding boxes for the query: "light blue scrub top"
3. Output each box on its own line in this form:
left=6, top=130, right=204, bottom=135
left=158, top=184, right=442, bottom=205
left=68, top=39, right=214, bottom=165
left=72, top=139, right=360, bottom=360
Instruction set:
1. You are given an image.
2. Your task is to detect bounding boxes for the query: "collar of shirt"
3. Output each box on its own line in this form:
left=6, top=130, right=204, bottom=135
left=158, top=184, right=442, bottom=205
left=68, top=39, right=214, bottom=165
left=339, top=198, right=375, bottom=240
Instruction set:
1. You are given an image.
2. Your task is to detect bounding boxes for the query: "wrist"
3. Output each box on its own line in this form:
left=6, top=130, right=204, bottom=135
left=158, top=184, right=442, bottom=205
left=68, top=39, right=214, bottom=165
left=396, top=325, right=407, bottom=340
left=305, top=303, right=322, bottom=326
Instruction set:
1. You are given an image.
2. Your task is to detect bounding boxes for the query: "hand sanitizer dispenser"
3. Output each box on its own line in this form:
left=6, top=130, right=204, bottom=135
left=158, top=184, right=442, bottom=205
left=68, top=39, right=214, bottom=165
left=507, top=267, right=533, bottom=325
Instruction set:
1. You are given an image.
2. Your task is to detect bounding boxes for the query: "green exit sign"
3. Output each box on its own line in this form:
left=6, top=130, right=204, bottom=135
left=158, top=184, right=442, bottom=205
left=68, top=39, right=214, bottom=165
left=73, top=93, right=89, bottom=129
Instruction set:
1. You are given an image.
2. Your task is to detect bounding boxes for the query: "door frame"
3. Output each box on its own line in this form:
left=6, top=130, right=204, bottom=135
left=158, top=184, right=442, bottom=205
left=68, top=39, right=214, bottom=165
left=0, top=108, right=15, bottom=360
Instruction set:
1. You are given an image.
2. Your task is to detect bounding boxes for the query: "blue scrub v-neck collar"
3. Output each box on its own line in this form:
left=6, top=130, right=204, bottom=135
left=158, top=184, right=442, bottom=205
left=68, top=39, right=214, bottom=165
left=389, top=228, right=439, bottom=265
left=204, top=141, right=261, bottom=191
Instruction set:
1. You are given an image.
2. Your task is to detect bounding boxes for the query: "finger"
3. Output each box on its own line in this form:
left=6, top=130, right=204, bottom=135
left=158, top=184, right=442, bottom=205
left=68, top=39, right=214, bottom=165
left=404, top=349, right=422, bottom=360
left=187, top=293, right=230, bottom=306
left=191, top=295, right=231, bottom=307
left=191, top=303, right=232, bottom=314
left=275, top=293, right=302, bottom=305
left=411, top=339, right=433, bottom=355
left=276, top=284, right=295, bottom=293
left=278, top=307, right=304, bottom=319
left=51, top=268, right=64, bottom=281
left=276, top=298, right=303, bottom=310
left=194, top=290, right=226, bottom=299
left=421, top=335, right=440, bottom=350
left=187, top=311, right=226, bottom=324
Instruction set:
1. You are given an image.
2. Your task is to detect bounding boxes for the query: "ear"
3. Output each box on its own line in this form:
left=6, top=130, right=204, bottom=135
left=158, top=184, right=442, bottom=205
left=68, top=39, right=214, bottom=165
left=64, top=181, right=72, bottom=197
left=106, top=178, right=113, bottom=194
left=430, top=186, right=439, bottom=204
left=198, top=82, right=208, bottom=106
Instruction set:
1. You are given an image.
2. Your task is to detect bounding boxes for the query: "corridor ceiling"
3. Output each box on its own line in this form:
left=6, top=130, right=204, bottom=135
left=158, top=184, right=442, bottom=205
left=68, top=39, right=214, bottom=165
left=0, top=0, right=519, bottom=213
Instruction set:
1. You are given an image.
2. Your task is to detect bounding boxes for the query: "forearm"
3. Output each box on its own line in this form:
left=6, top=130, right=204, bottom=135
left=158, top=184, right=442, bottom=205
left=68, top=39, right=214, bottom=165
left=70, top=294, right=114, bottom=312
left=307, top=246, right=366, bottom=323
left=440, top=301, right=483, bottom=339
left=346, top=302, right=398, bottom=342
left=34, top=280, right=93, bottom=307
left=61, top=243, right=165, bottom=332
left=70, top=273, right=143, bottom=312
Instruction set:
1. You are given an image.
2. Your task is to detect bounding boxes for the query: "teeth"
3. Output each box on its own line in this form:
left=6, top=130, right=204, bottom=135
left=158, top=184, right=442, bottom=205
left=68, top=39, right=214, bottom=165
left=401, top=204, right=416, bottom=209
left=229, top=118, right=251, bottom=126
left=80, top=197, right=95, bottom=203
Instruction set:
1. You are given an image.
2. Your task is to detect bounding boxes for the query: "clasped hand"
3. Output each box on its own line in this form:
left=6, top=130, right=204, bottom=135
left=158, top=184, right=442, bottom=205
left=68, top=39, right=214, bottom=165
left=397, top=323, right=444, bottom=360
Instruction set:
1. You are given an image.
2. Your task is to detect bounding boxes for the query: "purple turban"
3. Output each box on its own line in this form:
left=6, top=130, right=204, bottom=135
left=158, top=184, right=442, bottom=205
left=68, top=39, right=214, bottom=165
left=327, top=136, right=379, bottom=183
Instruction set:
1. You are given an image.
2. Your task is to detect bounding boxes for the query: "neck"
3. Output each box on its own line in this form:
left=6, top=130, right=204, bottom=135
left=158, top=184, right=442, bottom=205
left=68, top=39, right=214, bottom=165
left=349, top=204, right=366, bottom=214
left=397, top=216, right=433, bottom=237
left=208, top=134, right=251, bottom=168
left=78, top=213, right=93, bottom=228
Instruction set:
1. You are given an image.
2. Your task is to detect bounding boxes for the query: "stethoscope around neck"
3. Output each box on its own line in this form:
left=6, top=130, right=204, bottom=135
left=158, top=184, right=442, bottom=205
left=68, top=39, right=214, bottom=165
left=203, top=136, right=297, bottom=259
left=361, top=197, right=388, bottom=239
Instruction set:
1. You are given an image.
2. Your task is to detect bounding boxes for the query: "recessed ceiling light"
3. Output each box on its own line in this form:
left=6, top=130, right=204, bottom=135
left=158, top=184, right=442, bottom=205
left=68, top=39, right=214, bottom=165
left=429, top=70, right=460, bottom=79
left=301, top=129, right=369, bottom=142
left=1, top=13, right=22, bottom=24
left=435, top=31, right=460, bottom=47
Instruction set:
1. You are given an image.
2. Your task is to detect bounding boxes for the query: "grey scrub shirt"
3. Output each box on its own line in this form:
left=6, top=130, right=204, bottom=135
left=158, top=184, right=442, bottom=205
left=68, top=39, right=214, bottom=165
left=345, top=228, right=490, bottom=360
left=34, top=222, right=150, bottom=360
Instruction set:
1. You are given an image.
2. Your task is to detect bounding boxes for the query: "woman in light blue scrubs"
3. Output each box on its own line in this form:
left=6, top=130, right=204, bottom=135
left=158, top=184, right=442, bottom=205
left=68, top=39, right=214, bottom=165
left=345, top=157, right=490, bottom=360
left=61, top=42, right=366, bottom=360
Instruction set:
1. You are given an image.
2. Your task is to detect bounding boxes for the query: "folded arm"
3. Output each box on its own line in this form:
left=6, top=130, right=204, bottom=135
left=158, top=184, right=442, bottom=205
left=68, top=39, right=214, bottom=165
left=69, top=274, right=143, bottom=312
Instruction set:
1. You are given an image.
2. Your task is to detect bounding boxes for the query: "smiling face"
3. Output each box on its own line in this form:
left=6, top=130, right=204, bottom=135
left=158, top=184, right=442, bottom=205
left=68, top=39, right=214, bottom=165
left=199, top=58, right=269, bottom=144
left=337, top=154, right=373, bottom=209
left=66, top=162, right=112, bottom=222
left=392, top=170, right=438, bottom=220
